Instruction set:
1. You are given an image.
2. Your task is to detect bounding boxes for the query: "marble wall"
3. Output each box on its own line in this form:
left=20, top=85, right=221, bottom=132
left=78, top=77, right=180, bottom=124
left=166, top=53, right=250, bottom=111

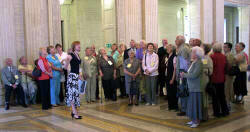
left=158, top=0, right=187, bottom=44
left=0, top=0, right=61, bottom=105
left=61, top=0, right=103, bottom=51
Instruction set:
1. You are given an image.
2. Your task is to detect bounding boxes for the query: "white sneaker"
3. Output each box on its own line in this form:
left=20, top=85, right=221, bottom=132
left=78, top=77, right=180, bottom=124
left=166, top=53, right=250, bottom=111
left=145, top=103, right=151, bottom=106
left=152, top=103, right=156, bottom=106
left=186, top=121, right=193, bottom=125
left=190, top=123, right=199, bottom=128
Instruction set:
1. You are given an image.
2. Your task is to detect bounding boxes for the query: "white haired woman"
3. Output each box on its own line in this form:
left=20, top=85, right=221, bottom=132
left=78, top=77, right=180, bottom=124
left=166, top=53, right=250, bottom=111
left=180, top=46, right=204, bottom=128
left=210, top=43, right=229, bottom=118
left=124, top=49, right=141, bottom=106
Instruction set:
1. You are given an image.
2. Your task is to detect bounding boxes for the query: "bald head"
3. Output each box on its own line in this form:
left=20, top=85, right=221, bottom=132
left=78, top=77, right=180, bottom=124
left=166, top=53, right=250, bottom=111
left=5, top=58, right=13, bottom=66
left=162, top=39, right=168, bottom=47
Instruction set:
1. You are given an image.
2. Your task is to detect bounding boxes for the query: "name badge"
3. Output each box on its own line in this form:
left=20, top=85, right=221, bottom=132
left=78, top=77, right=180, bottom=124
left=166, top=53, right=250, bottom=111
left=108, top=61, right=113, bottom=66
left=202, top=59, right=208, bottom=65
left=151, top=62, right=155, bottom=67
left=127, top=63, right=132, bottom=68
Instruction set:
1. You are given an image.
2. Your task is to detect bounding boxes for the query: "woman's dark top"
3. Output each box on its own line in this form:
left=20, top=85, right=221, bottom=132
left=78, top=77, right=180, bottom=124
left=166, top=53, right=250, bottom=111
left=98, top=56, right=116, bottom=80
left=70, top=53, right=81, bottom=74
left=166, top=52, right=176, bottom=81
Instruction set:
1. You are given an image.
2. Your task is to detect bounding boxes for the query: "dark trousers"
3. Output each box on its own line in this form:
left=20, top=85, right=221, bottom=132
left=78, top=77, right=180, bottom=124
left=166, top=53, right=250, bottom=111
left=5, top=85, right=25, bottom=106
left=38, top=79, right=51, bottom=110
left=212, top=83, right=229, bottom=116
left=120, top=76, right=126, bottom=97
left=166, top=81, right=178, bottom=109
left=96, top=77, right=99, bottom=99
left=157, top=74, right=165, bottom=96
left=102, top=79, right=116, bottom=100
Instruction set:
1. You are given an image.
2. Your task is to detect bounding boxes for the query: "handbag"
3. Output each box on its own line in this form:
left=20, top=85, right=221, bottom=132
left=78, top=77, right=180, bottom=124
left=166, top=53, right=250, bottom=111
left=205, top=79, right=215, bottom=96
left=228, top=66, right=240, bottom=76
left=32, top=67, right=42, bottom=77
left=177, top=78, right=189, bottom=97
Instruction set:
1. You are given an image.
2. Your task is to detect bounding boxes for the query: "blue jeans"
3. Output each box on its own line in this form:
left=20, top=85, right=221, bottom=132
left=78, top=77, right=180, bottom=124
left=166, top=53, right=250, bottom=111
left=50, top=76, right=61, bottom=105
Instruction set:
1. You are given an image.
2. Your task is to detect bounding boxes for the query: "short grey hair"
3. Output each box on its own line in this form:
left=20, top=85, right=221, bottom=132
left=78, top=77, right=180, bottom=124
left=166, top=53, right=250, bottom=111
left=167, top=44, right=176, bottom=53
left=128, top=49, right=136, bottom=55
left=192, top=46, right=204, bottom=59
left=177, top=35, right=186, bottom=43
left=213, top=43, right=223, bottom=53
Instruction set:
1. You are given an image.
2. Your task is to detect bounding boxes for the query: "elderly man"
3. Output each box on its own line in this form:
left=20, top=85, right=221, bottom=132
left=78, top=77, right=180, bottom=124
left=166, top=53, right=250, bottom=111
left=175, top=35, right=191, bottom=116
left=157, top=39, right=168, bottom=96
left=1, top=58, right=27, bottom=110
left=83, top=47, right=98, bottom=103
left=124, top=40, right=137, bottom=60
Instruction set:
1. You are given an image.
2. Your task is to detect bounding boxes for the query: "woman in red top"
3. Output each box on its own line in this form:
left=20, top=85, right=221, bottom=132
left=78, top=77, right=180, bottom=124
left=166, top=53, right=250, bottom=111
left=37, top=47, right=53, bottom=110
left=210, top=43, right=229, bottom=117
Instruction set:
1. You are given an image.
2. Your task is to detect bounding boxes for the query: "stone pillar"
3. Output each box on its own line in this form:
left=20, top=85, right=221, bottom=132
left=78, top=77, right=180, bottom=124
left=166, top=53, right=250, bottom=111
left=116, top=0, right=142, bottom=46
left=213, top=0, right=224, bottom=43
left=188, top=0, right=201, bottom=39
left=142, top=0, right=158, bottom=43
left=201, top=0, right=213, bottom=43
left=238, top=6, right=250, bottom=56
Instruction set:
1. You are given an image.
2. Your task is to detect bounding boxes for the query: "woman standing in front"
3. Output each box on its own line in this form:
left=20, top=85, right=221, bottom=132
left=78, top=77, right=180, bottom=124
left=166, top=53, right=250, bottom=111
left=37, top=48, right=53, bottom=110
left=234, top=42, right=248, bottom=103
left=124, top=50, right=141, bottom=106
left=47, top=46, right=63, bottom=107
left=65, top=41, right=82, bottom=119
left=180, top=46, right=203, bottom=128
left=98, top=48, right=117, bottom=101
left=142, top=43, right=159, bottom=106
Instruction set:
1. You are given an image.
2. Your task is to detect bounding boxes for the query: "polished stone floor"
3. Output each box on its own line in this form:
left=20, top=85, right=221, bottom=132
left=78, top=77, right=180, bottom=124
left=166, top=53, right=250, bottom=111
left=1, top=92, right=250, bottom=132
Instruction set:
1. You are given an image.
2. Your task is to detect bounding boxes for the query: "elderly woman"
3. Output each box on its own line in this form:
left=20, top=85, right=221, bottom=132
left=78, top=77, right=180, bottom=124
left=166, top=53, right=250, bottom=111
left=234, top=42, right=248, bottom=103
left=165, top=44, right=178, bottom=110
left=210, top=43, right=229, bottom=117
left=99, top=48, right=117, bottom=101
left=18, top=56, right=37, bottom=105
left=37, top=47, right=53, bottom=110
left=82, top=47, right=97, bottom=103
left=47, top=46, right=63, bottom=107
left=180, top=46, right=203, bottom=128
left=142, top=43, right=159, bottom=106
left=117, top=43, right=127, bottom=98
left=108, top=43, right=119, bottom=63
left=124, top=50, right=141, bottom=106
left=201, top=44, right=213, bottom=121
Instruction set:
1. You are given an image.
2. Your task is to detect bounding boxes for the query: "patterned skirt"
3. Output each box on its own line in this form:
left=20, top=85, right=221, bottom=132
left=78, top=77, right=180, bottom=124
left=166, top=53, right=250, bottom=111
left=65, top=73, right=81, bottom=107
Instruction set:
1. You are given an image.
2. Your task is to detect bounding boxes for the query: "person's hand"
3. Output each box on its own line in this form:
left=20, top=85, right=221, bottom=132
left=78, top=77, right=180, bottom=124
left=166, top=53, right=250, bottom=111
left=145, top=69, right=150, bottom=75
left=12, top=84, right=17, bottom=89
left=49, top=72, right=53, bottom=78
left=180, top=72, right=185, bottom=78
left=100, top=72, right=104, bottom=77
left=170, top=79, right=174, bottom=85
left=79, top=75, right=83, bottom=80
left=113, top=74, right=117, bottom=80
left=83, top=74, right=88, bottom=80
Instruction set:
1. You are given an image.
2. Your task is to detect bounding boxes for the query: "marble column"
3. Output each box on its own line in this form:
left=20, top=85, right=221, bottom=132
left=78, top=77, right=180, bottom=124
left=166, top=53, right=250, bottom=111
left=213, top=0, right=224, bottom=43
left=239, top=6, right=250, bottom=56
left=116, top=0, right=142, bottom=46
left=142, top=0, right=158, bottom=43
left=201, top=0, right=213, bottom=43
left=188, top=0, right=201, bottom=39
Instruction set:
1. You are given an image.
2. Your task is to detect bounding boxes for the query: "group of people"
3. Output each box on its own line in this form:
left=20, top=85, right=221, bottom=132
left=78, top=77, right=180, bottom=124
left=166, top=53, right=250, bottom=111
left=1, top=35, right=248, bottom=126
